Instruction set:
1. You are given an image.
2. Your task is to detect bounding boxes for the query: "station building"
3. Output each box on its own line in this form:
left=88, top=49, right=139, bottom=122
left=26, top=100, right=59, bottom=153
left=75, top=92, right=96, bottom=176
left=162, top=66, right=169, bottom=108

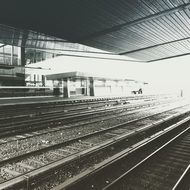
left=46, top=71, right=147, bottom=98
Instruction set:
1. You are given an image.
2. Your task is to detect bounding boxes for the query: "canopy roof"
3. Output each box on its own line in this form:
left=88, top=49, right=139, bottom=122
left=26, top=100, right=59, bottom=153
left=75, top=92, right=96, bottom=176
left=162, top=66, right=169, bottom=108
left=1, top=1, right=190, bottom=62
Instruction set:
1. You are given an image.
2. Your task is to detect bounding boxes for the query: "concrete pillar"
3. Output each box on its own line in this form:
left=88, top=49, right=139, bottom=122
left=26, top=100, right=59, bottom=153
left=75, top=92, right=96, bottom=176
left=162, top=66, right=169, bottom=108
left=89, top=77, right=95, bottom=96
left=121, top=86, right=124, bottom=94
left=85, top=79, right=89, bottom=96
left=110, top=85, right=112, bottom=94
left=18, top=47, right=24, bottom=66
left=180, top=89, right=183, bottom=97
left=61, top=79, right=64, bottom=96
left=20, top=47, right=25, bottom=66
left=17, top=47, right=21, bottom=66
left=17, top=46, right=26, bottom=86
left=11, top=45, right=14, bottom=65
left=63, top=78, right=70, bottom=98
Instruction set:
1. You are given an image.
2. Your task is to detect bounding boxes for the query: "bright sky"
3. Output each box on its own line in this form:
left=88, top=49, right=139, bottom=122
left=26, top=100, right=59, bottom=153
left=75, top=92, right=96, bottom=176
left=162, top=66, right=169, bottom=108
left=28, top=54, right=190, bottom=96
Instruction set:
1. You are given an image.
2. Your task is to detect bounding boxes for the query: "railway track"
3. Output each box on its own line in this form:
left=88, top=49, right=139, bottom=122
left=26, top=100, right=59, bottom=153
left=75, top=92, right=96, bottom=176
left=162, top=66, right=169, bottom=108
left=0, top=100, right=187, bottom=162
left=60, top=116, right=190, bottom=190
left=0, top=97, right=127, bottom=121
left=102, top=122, right=190, bottom=190
left=0, top=100, right=170, bottom=143
left=0, top=98, right=178, bottom=138
left=0, top=94, right=177, bottom=125
left=0, top=94, right=174, bottom=125
left=0, top=95, right=161, bottom=118
left=0, top=97, right=161, bottom=126
left=0, top=103, right=190, bottom=190
left=172, top=163, right=190, bottom=190
left=50, top=115, right=190, bottom=190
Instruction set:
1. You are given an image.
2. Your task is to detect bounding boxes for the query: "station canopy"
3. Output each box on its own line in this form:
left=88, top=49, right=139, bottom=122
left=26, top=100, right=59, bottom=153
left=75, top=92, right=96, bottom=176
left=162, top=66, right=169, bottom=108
left=0, top=0, right=190, bottom=62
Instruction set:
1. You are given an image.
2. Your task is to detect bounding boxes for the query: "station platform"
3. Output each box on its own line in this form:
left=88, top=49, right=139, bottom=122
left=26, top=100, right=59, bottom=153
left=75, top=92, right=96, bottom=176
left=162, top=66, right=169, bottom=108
left=0, top=93, right=179, bottom=107
left=0, top=95, right=132, bottom=106
left=0, top=96, right=96, bottom=106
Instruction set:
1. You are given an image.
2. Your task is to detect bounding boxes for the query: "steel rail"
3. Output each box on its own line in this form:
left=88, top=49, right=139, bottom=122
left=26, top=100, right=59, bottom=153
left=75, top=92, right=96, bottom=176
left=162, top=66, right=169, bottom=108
left=172, top=164, right=190, bottom=190
left=104, top=121, right=190, bottom=190
left=53, top=115, right=190, bottom=190
left=0, top=105, right=188, bottom=175
left=1, top=105, right=190, bottom=190
left=0, top=101, right=165, bottom=144
left=0, top=100, right=168, bottom=137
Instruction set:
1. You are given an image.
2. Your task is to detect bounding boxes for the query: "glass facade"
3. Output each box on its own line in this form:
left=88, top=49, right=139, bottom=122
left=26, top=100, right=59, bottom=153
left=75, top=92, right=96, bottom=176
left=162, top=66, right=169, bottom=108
left=0, top=24, right=107, bottom=86
left=0, top=44, right=20, bottom=65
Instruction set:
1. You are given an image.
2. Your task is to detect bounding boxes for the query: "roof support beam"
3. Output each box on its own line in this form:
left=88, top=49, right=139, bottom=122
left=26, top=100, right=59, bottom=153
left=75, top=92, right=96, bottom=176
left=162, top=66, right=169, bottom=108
left=1, top=38, right=68, bottom=43
left=77, top=3, right=190, bottom=42
left=147, top=53, right=190, bottom=62
left=119, top=36, right=190, bottom=55
left=27, top=47, right=115, bottom=55
left=58, top=53, right=146, bottom=63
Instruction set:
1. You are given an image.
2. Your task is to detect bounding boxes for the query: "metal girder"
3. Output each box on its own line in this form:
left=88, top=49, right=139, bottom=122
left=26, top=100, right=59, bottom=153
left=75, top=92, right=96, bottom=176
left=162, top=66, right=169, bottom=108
left=119, top=36, right=190, bottom=55
left=58, top=53, right=146, bottom=63
left=147, top=52, right=190, bottom=62
left=77, top=2, right=190, bottom=42
left=28, top=47, right=115, bottom=55
left=1, top=38, right=68, bottom=43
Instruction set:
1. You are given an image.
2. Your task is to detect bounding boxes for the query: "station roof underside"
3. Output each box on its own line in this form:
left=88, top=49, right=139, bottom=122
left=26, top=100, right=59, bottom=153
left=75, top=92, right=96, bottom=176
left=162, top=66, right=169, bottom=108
left=1, top=1, right=190, bottom=62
